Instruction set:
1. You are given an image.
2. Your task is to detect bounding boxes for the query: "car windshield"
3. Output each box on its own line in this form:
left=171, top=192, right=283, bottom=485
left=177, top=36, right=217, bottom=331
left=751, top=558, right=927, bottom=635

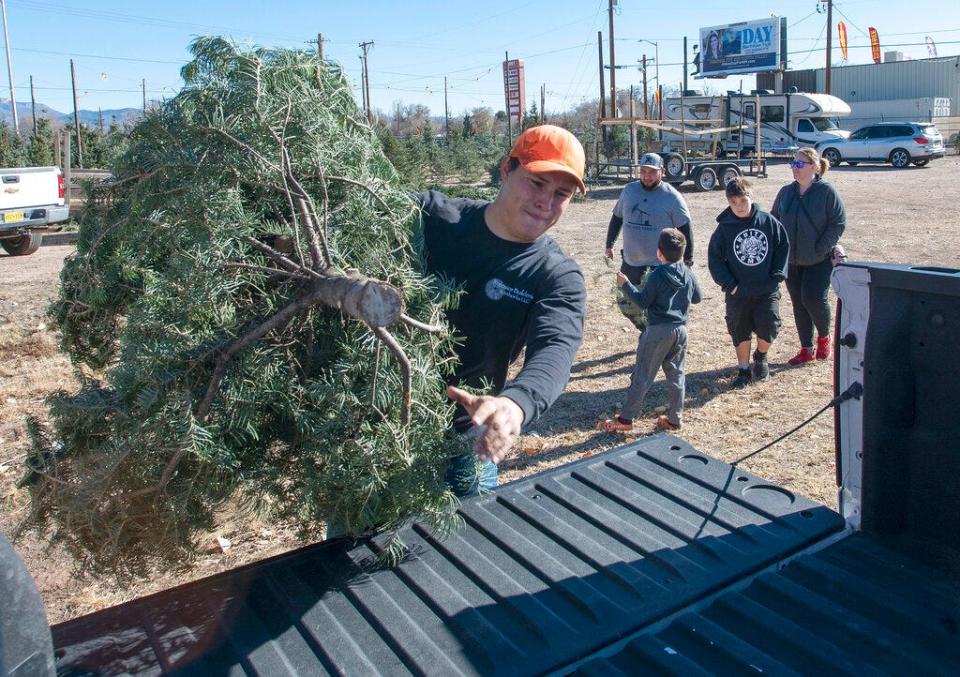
left=812, top=117, right=840, bottom=131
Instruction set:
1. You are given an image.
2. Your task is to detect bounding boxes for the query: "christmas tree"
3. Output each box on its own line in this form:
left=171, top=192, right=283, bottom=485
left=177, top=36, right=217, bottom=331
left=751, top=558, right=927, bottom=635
left=19, top=37, right=464, bottom=574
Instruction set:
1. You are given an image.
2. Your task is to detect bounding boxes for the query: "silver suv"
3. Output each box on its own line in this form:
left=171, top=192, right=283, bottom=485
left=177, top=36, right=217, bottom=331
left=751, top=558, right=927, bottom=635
left=816, top=122, right=944, bottom=168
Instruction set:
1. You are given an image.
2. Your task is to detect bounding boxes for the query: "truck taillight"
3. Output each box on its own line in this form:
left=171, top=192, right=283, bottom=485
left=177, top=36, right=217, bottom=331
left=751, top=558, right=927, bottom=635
left=58, top=174, right=65, bottom=198
left=913, top=137, right=929, bottom=144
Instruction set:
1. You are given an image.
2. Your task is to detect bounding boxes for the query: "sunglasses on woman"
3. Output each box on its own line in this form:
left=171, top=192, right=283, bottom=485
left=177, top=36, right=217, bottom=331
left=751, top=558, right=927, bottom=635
left=790, top=159, right=811, bottom=169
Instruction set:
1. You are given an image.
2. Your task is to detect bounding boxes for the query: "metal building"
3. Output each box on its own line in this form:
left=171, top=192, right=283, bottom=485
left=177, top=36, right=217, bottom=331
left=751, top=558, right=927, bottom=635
left=758, top=55, right=960, bottom=138
left=758, top=55, right=960, bottom=112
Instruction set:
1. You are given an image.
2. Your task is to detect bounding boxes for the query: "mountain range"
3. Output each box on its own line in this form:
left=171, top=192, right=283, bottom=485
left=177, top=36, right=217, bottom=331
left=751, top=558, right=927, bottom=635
left=0, top=99, right=141, bottom=130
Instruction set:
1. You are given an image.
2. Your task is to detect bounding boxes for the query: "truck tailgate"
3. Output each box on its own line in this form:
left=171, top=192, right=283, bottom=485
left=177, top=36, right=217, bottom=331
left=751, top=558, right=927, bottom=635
left=51, top=435, right=843, bottom=675
left=574, top=532, right=960, bottom=674
left=0, top=167, right=63, bottom=210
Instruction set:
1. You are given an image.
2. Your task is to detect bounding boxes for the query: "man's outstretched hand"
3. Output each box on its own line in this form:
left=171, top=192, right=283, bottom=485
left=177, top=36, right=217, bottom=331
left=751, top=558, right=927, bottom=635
left=446, top=386, right=524, bottom=464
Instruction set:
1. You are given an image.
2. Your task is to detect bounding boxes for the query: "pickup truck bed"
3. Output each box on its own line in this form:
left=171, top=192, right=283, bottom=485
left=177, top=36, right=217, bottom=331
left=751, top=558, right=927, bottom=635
left=50, top=435, right=856, bottom=676
left=33, top=262, right=960, bottom=675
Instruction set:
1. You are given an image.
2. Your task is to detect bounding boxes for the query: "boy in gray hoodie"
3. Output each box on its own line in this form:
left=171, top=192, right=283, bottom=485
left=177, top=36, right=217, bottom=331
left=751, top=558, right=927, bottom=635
left=599, top=229, right=702, bottom=432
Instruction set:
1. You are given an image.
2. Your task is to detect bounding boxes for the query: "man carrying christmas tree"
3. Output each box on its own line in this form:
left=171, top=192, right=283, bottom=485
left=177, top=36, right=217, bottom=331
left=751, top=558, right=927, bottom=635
left=418, top=125, right=587, bottom=496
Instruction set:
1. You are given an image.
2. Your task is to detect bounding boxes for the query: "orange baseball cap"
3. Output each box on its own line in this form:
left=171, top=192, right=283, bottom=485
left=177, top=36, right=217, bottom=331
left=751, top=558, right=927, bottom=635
left=509, top=125, right=586, bottom=193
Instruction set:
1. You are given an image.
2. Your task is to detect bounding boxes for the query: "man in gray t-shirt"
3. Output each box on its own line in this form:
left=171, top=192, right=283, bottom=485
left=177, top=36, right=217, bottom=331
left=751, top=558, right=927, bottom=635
left=605, top=153, right=694, bottom=330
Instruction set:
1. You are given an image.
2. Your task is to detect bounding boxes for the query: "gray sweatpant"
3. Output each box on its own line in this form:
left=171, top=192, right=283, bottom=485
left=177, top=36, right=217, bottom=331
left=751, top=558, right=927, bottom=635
left=621, top=322, right=687, bottom=426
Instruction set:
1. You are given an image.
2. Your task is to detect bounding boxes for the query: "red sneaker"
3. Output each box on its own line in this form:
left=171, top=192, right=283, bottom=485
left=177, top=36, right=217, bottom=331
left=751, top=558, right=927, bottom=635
left=597, top=416, right=633, bottom=432
left=815, top=336, right=831, bottom=360
left=655, top=415, right=681, bottom=431
left=788, top=347, right=816, bottom=366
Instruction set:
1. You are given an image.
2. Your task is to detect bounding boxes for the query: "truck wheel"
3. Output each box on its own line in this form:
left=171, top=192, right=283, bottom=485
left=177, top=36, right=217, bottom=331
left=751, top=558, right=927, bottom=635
left=1, top=231, right=42, bottom=256
left=822, top=148, right=842, bottom=167
left=890, top=149, right=911, bottom=169
left=664, top=153, right=685, bottom=180
left=721, top=166, right=741, bottom=187
left=695, top=167, right=718, bottom=191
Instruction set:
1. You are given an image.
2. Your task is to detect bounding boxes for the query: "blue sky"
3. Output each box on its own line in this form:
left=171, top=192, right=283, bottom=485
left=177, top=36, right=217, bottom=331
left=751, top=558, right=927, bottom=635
left=4, top=0, right=959, bottom=117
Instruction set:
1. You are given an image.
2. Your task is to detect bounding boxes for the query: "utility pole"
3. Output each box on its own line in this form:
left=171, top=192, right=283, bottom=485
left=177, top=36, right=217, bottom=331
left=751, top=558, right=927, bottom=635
left=608, top=0, right=617, bottom=118
left=359, top=41, right=373, bottom=123
left=1, top=0, right=19, bottom=135
left=540, top=83, right=545, bottom=122
left=69, top=59, right=83, bottom=168
left=443, top=76, right=449, bottom=139
left=597, top=31, right=606, bottom=121
left=317, top=33, right=324, bottom=60
left=142, top=78, right=146, bottom=110
left=825, top=0, right=833, bottom=94
left=29, top=74, right=36, bottom=135
left=683, top=36, right=688, bottom=94
left=642, top=55, right=648, bottom=119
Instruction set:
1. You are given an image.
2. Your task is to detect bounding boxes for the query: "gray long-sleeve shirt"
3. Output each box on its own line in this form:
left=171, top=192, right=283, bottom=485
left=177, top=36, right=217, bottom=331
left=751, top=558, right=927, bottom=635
left=771, top=178, right=846, bottom=266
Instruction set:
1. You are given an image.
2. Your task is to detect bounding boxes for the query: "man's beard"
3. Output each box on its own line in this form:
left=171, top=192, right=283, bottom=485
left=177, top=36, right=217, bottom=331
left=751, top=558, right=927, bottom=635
left=641, top=178, right=661, bottom=191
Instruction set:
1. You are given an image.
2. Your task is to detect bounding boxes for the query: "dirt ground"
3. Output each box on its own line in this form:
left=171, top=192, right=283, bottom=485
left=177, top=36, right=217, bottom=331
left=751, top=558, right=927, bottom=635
left=3, top=155, right=959, bottom=625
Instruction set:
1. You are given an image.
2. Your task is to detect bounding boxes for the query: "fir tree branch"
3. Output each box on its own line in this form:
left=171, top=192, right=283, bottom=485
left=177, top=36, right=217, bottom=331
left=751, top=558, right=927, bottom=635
left=373, top=326, right=412, bottom=426
left=222, top=261, right=309, bottom=280
left=240, top=235, right=323, bottom=280
left=326, top=175, right=392, bottom=213
left=399, top=313, right=444, bottom=333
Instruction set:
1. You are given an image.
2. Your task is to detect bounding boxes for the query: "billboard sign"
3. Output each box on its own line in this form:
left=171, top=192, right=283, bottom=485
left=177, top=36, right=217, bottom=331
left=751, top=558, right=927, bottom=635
left=698, top=17, right=783, bottom=78
left=502, top=59, right=526, bottom=126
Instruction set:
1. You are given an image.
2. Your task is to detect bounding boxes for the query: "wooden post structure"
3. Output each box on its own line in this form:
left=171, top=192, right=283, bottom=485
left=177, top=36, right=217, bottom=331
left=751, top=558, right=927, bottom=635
left=540, top=83, right=545, bottom=122
left=443, top=76, right=449, bottom=139
left=317, top=33, right=324, bottom=60
left=642, top=55, right=649, bottom=119
left=825, top=0, right=833, bottom=95
left=679, top=85, right=688, bottom=159
left=142, top=78, right=146, bottom=110
left=755, top=92, right=763, bottom=170
left=69, top=58, right=83, bottom=168
left=597, top=31, right=606, bottom=141
left=63, top=133, right=72, bottom=202
left=54, top=131, right=61, bottom=168
left=608, top=0, right=616, bottom=119
left=30, top=74, right=36, bottom=136
left=629, top=86, right=638, bottom=173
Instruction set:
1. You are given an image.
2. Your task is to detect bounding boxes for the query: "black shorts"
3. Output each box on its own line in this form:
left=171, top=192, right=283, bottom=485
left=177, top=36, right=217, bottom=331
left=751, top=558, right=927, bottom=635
left=725, top=290, right=782, bottom=345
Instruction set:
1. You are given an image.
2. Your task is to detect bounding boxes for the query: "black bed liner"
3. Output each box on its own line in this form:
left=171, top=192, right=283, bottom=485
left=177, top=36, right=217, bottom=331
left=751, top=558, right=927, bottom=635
left=53, top=434, right=843, bottom=676
left=573, top=532, right=960, bottom=675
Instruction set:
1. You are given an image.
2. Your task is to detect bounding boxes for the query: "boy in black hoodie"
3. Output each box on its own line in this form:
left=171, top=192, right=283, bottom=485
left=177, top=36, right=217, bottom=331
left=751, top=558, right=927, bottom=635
left=708, top=178, right=789, bottom=388
left=599, top=228, right=702, bottom=432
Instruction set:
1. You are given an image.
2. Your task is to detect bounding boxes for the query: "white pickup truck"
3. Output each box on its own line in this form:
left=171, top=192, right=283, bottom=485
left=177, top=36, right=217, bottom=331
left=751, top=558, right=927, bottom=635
left=0, top=166, right=70, bottom=256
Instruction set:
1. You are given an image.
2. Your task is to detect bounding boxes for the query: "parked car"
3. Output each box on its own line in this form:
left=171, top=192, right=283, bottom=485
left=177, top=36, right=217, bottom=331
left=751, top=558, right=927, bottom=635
left=816, top=121, right=944, bottom=168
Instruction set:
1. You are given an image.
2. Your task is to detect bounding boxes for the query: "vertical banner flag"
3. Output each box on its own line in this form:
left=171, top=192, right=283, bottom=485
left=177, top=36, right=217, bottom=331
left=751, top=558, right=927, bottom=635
left=869, top=27, right=881, bottom=64
left=926, top=36, right=938, bottom=57
left=502, top=60, right=526, bottom=127
left=838, top=22, right=848, bottom=62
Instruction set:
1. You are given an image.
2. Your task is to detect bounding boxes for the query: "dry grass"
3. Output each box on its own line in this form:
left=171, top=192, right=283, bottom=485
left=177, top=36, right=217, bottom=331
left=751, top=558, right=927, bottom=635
left=2, top=155, right=959, bottom=624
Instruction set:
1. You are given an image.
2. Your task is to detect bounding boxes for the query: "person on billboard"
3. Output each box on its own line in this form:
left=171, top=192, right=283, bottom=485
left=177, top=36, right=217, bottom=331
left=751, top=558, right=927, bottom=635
left=704, top=31, right=723, bottom=63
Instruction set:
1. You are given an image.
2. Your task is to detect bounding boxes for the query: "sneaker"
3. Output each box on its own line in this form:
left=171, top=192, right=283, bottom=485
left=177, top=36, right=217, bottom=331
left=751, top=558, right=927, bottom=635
left=731, top=368, right=752, bottom=389
left=597, top=416, right=633, bottom=432
left=752, top=350, right=770, bottom=381
left=655, top=415, right=681, bottom=431
left=815, top=336, right=831, bottom=361
left=787, top=347, right=816, bottom=366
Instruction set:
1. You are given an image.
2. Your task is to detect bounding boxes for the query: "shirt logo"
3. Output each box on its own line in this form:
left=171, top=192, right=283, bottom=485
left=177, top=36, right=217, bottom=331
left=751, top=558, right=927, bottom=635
left=733, top=229, right=768, bottom=266
left=485, top=278, right=534, bottom=304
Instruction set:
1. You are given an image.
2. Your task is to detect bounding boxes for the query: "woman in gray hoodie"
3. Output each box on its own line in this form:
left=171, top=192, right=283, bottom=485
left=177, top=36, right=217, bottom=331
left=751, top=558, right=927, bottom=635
left=771, top=148, right=846, bottom=366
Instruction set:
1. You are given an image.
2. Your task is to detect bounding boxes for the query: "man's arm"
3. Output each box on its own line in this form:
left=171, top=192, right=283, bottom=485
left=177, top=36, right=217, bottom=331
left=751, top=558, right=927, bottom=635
left=605, top=215, right=623, bottom=258
left=499, top=266, right=586, bottom=427
left=678, top=222, right=694, bottom=265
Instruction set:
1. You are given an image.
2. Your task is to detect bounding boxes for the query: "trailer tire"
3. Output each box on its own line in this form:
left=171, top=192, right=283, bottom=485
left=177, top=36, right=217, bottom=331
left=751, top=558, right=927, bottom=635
left=664, top=153, right=685, bottom=180
left=695, top=167, right=718, bottom=191
left=721, top=166, right=741, bottom=187
left=1, top=231, right=42, bottom=256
